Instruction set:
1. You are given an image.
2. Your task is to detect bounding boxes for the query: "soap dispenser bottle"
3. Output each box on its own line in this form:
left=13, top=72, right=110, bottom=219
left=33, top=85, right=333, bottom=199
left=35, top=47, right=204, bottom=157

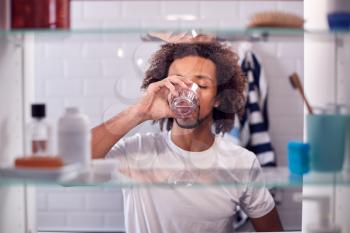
left=294, top=194, right=341, bottom=233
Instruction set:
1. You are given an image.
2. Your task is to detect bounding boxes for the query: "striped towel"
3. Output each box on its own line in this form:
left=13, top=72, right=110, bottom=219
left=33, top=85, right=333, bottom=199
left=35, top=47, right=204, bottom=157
left=239, top=51, right=276, bottom=166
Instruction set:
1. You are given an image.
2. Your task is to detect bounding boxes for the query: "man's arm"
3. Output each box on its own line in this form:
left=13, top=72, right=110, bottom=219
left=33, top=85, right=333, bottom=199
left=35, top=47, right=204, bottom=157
left=250, top=207, right=284, bottom=232
left=91, top=75, right=189, bottom=159
left=91, top=106, right=144, bottom=159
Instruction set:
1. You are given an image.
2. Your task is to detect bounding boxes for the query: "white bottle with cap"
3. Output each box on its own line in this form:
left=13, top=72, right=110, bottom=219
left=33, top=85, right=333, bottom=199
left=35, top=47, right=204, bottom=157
left=58, top=107, right=91, bottom=166
left=294, top=194, right=342, bottom=233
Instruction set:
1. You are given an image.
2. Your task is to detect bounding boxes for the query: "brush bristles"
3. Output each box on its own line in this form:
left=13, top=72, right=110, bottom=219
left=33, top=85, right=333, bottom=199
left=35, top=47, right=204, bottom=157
left=289, top=73, right=300, bottom=89
left=248, top=11, right=304, bottom=28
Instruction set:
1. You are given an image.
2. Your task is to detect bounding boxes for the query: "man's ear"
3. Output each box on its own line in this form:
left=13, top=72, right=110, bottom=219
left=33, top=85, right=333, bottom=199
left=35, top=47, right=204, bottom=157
left=214, top=100, right=220, bottom=108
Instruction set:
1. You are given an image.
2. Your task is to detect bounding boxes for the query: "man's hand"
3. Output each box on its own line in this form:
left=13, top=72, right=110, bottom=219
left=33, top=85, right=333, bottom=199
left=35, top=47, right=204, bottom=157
left=132, top=75, right=192, bottom=121
left=147, top=32, right=216, bottom=43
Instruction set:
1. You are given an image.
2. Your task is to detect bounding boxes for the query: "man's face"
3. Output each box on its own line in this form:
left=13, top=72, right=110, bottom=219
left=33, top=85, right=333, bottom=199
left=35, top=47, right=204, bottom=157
left=168, top=55, right=218, bottom=128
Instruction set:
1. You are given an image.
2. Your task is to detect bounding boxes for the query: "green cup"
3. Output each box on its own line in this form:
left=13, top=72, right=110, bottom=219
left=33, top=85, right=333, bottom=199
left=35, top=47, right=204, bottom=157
left=307, top=114, right=350, bottom=172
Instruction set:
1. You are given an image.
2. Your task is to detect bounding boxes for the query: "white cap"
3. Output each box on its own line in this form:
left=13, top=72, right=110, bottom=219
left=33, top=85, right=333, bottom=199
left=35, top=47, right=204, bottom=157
left=66, top=107, right=80, bottom=114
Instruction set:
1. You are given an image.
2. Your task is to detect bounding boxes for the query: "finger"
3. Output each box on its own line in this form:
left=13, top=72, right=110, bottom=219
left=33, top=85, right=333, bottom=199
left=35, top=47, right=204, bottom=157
left=147, top=76, right=191, bottom=95
left=169, top=32, right=188, bottom=43
left=147, top=82, right=162, bottom=94
left=164, top=80, right=178, bottom=97
left=147, top=79, right=172, bottom=93
left=167, top=74, right=192, bottom=83
left=167, top=92, right=173, bottom=105
left=167, top=75, right=191, bottom=88
left=147, top=83, right=171, bottom=101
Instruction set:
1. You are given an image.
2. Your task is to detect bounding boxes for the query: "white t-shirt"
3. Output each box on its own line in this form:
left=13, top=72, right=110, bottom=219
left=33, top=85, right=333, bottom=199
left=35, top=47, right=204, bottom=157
left=106, top=132, right=275, bottom=233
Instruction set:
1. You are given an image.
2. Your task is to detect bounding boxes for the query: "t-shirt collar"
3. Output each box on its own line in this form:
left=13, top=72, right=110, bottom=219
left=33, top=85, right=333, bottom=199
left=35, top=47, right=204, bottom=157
left=165, top=131, right=217, bottom=157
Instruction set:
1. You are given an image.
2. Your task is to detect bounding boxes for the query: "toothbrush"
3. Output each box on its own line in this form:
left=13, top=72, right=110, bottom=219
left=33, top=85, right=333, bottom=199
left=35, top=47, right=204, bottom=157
left=289, top=73, right=314, bottom=115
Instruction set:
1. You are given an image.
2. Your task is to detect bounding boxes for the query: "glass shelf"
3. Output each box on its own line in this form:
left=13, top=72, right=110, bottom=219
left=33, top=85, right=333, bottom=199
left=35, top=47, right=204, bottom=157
left=1, top=27, right=348, bottom=42
left=1, top=27, right=349, bottom=44
left=0, top=160, right=349, bottom=188
left=70, top=0, right=303, bottom=1
left=1, top=27, right=305, bottom=34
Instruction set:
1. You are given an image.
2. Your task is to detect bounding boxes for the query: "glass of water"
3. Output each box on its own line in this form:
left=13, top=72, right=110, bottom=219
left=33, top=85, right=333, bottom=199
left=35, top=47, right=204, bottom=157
left=169, top=83, right=199, bottom=118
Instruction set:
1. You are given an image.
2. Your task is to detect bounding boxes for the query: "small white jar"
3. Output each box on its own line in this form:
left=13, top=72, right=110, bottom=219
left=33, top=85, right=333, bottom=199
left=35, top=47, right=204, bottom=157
left=58, top=107, right=91, bottom=166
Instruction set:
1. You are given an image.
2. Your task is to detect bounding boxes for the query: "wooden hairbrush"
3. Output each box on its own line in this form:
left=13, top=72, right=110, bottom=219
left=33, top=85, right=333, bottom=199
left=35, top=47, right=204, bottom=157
left=289, top=73, right=313, bottom=114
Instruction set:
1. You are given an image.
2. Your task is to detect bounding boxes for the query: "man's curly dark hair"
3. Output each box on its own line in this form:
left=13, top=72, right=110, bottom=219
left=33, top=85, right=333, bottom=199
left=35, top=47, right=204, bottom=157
left=141, top=42, right=246, bottom=134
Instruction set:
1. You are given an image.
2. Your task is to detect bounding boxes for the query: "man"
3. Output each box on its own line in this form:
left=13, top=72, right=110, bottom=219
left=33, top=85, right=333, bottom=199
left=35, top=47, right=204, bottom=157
left=92, top=42, right=283, bottom=232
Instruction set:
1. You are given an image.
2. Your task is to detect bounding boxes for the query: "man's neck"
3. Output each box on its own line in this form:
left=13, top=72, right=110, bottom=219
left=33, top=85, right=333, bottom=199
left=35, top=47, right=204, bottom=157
left=170, top=119, right=215, bottom=152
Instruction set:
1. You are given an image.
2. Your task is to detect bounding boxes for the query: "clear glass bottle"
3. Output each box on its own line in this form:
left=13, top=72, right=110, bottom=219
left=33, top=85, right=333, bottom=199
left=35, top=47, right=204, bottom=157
left=27, top=104, right=50, bottom=156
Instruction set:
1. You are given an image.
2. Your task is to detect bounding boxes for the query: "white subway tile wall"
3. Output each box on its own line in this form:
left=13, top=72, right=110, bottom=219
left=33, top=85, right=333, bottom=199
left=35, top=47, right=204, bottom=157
left=35, top=1, right=303, bottom=232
